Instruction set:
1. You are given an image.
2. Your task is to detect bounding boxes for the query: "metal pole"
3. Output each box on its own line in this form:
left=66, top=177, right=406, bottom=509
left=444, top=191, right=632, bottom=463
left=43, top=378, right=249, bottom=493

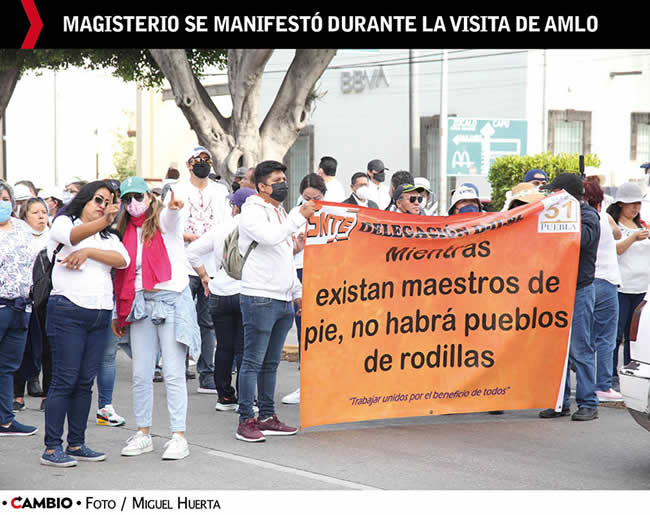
left=53, top=70, right=58, bottom=186
left=409, top=49, right=420, bottom=175
left=439, top=49, right=449, bottom=214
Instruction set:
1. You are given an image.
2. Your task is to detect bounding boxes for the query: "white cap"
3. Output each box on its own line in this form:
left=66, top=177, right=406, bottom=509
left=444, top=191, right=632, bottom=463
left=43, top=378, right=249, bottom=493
left=414, top=177, right=431, bottom=192
left=39, top=186, right=63, bottom=201
left=187, top=145, right=212, bottom=162
left=615, top=182, right=645, bottom=203
left=13, top=183, right=34, bottom=201
left=448, top=184, right=480, bottom=214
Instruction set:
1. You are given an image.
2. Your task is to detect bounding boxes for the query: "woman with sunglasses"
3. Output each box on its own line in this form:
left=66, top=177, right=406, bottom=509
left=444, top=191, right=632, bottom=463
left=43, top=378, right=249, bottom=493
left=41, top=181, right=129, bottom=467
left=113, top=176, right=199, bottom=461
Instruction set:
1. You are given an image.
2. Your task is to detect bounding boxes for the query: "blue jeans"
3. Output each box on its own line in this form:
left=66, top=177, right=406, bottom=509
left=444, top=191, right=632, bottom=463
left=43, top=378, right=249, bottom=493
left=614, top=292, right=645, bottom=376
left=209, top=294, right=243, bottom=399
left=44, top=296, right=111, bottom=449
left=293, top=268, right=303, bottom=363
left=189, top=275, right=215, bottom=384
left=0, top=306, right=30, bottom=425
left=593, top=279, right=619, bottom=391
left=238, top=295, right=294, bottom=422
left=563, top=284, right=598, bottom=409
left=96, top=330, right=119, bottom=409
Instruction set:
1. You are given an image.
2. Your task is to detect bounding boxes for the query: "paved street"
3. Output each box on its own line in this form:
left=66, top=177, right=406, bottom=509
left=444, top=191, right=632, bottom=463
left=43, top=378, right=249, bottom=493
left=1, top=326, right=649, bottom=492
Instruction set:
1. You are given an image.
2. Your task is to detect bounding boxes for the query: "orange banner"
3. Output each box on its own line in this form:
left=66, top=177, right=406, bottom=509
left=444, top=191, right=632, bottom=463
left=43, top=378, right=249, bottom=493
left=300, top=192, right=581, bottom=428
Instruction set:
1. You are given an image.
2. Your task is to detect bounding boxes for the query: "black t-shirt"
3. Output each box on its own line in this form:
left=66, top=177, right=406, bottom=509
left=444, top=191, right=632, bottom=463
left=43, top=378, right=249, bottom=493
left=577, top=202, right=600, bottom=289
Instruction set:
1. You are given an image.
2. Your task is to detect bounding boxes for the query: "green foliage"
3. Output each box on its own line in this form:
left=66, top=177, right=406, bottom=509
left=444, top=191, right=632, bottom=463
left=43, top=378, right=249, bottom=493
left=488, top=152, right=601, bottom=210
left=0, top=49, right=226, bottom=89
left=110, top=132, right=136, bottom=181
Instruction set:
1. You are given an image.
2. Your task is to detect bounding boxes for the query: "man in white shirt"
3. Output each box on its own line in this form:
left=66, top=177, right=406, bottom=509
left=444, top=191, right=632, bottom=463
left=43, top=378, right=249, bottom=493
left=366, top=158, right=391, bottom=210
left=172, top=146, right=230, bottom=393
left=235, top=160, right=316, bottom=443
left=318, top=156, right=346, bottom=203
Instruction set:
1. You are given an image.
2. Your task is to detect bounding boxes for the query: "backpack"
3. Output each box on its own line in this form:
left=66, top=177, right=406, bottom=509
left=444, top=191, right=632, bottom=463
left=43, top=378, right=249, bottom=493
left=31, top=243, right=64, bottom=311
left=221, top=227, right=257, bottom=280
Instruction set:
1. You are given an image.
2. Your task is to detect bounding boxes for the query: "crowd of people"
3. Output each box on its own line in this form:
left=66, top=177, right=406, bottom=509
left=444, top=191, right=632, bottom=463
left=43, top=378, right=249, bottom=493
left=0, top=148, right=644, bottom=466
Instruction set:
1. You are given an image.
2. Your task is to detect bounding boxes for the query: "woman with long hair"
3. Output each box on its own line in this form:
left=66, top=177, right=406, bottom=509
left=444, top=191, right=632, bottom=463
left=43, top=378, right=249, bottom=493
left=0, top=181, right=40, bottom=437
left=606, top=181, right=650, bottom=389
left=41, top=180, right=128, bottom=467
left=113, top=176, right=199, bottom=461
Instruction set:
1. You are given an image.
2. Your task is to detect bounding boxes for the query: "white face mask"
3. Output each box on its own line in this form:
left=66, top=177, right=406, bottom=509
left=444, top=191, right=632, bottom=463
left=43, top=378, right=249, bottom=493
left=62, top=191, right=75, bottom=204
left=355, top=185, right=370, bottom=201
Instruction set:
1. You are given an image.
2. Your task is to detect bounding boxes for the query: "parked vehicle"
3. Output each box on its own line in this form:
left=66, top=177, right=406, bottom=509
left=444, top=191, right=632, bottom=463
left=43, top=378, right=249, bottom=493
left=620, top=299, right=650, bottom=431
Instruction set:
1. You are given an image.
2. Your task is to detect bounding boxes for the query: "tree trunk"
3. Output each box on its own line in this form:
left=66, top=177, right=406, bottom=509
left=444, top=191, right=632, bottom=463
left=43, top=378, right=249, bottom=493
left=0, top=68, right=21, bottom=119
left=149, top=49, right=337, bottom=183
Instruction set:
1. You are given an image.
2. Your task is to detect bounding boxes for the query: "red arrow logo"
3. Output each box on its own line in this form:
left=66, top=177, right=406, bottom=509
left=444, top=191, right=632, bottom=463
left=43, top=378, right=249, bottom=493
left=21, top=0, right=43, bottom=49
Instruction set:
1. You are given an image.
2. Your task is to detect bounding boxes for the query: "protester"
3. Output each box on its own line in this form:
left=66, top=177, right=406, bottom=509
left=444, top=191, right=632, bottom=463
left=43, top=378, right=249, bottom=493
left=12, top=184, right=34, bottom=218
left=606, top=181, right=650, bottom=390
left=504, top=182, right=546, bottom=210
left=113, top=176, right=199, bottom=460
left=15, top=180, right=38, bottom=197
left=235, top=160, right=316, bottom=442
left=583, top=180, right=623, bottom=402
left=281, top=174, right=326, bottom=406
left=0, top=181, right=40, bottom=437
left=41, top=181, right=127, bottom=467
left=343, top=172, right=379, bottom=209
left=385, top=171, right=415, bottom=212
left=414, top=177, right=437, bottom=215
left=62, top=181, right=87, bottom=205
left=448, top=183, right=482, bottom=215
left=539, top=173, right=600, bottom=421
left=174, top=146, right=230, bottom=392
left=13, top=197, right=50, bottom=410
left=523, top=169, right=548, bottom=186
left=366, top=159, right=391, bottom=209
left=187, top=187, right=258, bottom=412
left=40, top=187, right=64, bottom=222
left=318, top=156, right=345, bottom=203
left=231, top=167, right=248, bottom=193
left=392, top=183, right=426, bottom=215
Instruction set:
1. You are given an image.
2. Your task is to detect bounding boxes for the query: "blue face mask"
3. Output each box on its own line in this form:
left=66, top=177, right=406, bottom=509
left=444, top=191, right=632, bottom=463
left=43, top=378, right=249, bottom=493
left=457, top=203, right=480, bottom=214
left=0, top=200, right=12, bottom=222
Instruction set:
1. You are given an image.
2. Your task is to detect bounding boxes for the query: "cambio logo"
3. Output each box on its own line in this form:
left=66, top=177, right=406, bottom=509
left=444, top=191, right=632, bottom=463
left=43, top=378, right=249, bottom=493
left=8, top=496, right=74, bottom=509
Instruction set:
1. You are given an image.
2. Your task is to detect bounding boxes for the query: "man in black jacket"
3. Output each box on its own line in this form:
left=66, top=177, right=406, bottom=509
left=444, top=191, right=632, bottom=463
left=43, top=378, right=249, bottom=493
left=343, top=172, right=379, bottom=209
left=539, top=173, right=601, bottom=421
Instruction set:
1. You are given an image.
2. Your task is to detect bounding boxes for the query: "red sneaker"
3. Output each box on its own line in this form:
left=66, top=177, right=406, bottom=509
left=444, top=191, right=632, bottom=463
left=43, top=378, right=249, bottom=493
left=257, top=415, right=298, bottom=436
left=235, top=418, right=265, bottom=443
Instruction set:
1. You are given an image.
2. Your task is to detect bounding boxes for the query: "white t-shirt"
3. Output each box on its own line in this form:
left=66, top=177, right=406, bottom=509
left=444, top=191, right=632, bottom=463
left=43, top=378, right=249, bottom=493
left=617, top=223, right=650, bottom=294
left=367, top=180, right=391, bottom=210
left=323, top=178, right=346, bottom=203
left=48, top=216, right=130, bottom=310
left=172, top=180, right=230, bottom=277
left=595, top=213, right=621, bottom=286
left=289, top=205, right=307, bottom=269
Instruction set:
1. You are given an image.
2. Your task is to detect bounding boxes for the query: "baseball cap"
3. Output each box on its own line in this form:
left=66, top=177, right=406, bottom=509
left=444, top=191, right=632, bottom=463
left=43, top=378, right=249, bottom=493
left=228, top=187, right=257, bottom=208
left=187, top=145, right=212, bottom=162
left=119, top=176, right=150, bottom=198
left=523, top=169, right=548, bottom=183
left=539, top=173, right=584, bottom=199
left=39, top=186, right=63, bottom=202
left=367, top=159, right=388, bottom=172
left=13, top=183, right=33, bottom=201
left=414, top=177, right=431, bottom=192
left=614, top=182, right=645, bottom=204
left=235, top=167, right=248, bottom=179
left=392, top=183, right=425, bottom=203
left=448, top=183, right=480, bottom=214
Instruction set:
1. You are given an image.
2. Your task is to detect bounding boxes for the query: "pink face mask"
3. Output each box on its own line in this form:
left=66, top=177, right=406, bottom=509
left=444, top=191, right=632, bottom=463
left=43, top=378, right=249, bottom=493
left=126, top=198, right=148, bottom=217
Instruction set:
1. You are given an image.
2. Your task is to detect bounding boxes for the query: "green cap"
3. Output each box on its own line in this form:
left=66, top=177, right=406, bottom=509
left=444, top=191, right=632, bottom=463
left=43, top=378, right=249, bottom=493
left=119, top=176, right=150, bottom=198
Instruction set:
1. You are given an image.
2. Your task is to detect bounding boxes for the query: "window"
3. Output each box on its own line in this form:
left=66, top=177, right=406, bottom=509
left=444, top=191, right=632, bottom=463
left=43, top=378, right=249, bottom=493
left=548, top=110, right=591, bottom=155
left=283, top=126, right=314, bottom=209
left=631, top=113, right=650, bottom=162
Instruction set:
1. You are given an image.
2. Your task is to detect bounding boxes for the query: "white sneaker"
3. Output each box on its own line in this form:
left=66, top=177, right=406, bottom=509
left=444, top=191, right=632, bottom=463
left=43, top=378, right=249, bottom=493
left=97, top=404, right=126, bottom=426
left=596, top=388, right=624, bottom=402
left=282, top=388, right=300, bottom=405
left=121, top=431, right=154, bottom=456
left=162, top=434, right=190, bottom=460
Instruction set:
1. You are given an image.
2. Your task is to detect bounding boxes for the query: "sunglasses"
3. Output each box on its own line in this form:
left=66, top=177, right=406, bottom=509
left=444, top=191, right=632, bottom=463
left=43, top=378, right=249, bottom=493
left=93, top=195, right=111, bottom=208
left=407, top=195, right=424, bottom=204
left=122, top=193, right=145, bottom=204
left=191, top=157, right=212, bottom=165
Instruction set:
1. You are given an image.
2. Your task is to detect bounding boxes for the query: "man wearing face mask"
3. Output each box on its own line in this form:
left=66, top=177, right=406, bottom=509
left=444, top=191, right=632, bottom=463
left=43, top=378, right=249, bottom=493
left=448, top=183, right=483, bottom=215
left=172, top=146, right=230, bottom=394
left=234, top=160, right=316, bottom=442
left=366, top=159, right=391, bottom=210
left=343, top=173, right=379, bottom=209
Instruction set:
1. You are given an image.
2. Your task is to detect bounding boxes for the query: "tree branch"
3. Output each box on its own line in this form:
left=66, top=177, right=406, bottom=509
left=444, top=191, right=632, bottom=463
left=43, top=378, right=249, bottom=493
left=260, top=49, right=336, bottom=152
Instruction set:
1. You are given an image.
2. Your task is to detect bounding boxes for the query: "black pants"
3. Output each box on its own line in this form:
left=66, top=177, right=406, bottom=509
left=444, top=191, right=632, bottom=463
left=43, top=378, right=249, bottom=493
left=209, top=293, right=243, bottom=399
